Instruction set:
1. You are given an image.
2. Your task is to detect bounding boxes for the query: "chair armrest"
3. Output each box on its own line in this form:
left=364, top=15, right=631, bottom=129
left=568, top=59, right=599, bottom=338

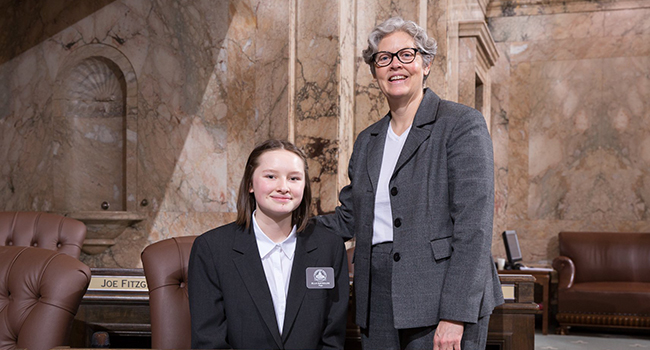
left=552, top=256, right=575, bottom=290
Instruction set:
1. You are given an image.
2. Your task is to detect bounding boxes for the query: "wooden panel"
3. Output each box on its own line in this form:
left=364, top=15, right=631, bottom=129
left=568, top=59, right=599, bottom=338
left=488, top=274, right=538, bottom=350
left=71, top=270, right=537, bottom=350
left=71, top=268, right=151, bottom=348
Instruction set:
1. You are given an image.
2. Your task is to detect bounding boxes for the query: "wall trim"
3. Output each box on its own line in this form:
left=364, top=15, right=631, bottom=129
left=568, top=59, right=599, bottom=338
left=487, top=0, right=650, bottom=17
left=458, top=20, right=499, bottom=69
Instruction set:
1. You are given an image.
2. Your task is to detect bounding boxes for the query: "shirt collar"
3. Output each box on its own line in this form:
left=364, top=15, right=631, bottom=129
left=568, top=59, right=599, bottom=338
left=388, top=122, right=412, bottom=141
left=252, top=211, right=297, bottom=260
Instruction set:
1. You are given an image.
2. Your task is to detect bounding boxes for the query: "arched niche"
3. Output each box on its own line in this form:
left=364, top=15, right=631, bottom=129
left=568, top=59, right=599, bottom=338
left=52, top=44, right=143, bottom=254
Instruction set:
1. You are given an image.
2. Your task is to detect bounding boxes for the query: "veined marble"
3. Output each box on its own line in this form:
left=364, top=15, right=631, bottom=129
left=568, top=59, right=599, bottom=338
left=490, top=6, right=650, bottom=262
left=4, top=0, right=646, bottom=267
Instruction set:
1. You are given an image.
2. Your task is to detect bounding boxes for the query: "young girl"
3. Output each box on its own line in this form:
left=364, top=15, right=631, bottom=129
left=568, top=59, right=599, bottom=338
left=189, top=139, right=348, bottom=350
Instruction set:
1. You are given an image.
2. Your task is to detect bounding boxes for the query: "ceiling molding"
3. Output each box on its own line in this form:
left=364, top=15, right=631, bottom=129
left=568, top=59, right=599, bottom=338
left=487, top=0, right=650, bottom=17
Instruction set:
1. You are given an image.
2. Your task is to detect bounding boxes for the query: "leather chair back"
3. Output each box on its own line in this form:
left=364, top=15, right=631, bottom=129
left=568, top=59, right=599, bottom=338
left=0, top=212, right=86, bottom=259
left=0, top=246, right=91, bottom=350
left=141, top=236, right=197, bottom=349
left=559, top=231, right=650, bottom=283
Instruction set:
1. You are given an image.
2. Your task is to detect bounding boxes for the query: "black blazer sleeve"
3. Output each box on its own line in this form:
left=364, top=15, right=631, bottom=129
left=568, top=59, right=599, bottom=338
left=188, top=234, right=232, bottom=349
left=320, top=231, right=349, bottom=350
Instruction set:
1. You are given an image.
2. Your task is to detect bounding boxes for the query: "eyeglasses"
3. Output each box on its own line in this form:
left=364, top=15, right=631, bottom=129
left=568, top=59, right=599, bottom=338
left=372, top=48, right=419, bottom=67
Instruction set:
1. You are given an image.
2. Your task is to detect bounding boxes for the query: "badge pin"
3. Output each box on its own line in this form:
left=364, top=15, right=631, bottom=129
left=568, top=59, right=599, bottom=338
left=306, top=267, right=335, bottom=289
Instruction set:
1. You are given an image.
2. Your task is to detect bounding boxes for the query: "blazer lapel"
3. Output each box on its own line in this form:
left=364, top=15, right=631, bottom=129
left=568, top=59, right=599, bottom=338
left=366, top=115, right=390, bottom=193
left=281, top=227, right=319, bottom=343
left=232, top=226, right=284, bottom=348
left=393, top=88, right=440, bottom=176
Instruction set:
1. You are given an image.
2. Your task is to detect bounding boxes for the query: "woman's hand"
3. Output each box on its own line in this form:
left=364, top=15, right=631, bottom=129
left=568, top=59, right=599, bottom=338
left=433, top=319, right=464, bottom=350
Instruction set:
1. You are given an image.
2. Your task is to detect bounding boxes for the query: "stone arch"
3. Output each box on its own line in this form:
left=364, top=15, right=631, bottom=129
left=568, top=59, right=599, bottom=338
left=52, top=44, right=138, bottom=212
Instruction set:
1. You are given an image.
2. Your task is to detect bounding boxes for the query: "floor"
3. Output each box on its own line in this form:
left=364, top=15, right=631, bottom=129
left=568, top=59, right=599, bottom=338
left=535, top=326, right=650, bottom=350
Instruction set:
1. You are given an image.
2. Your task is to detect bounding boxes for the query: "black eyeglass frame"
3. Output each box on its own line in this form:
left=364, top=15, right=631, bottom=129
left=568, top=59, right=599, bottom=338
left=372, top=48, right=420, bottom=67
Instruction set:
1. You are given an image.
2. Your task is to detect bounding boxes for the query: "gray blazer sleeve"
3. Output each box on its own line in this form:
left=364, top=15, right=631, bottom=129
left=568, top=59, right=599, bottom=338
left=438, top=108, right=495, bottom=323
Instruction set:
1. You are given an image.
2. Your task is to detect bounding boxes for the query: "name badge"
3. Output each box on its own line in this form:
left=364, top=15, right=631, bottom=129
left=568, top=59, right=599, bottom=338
left=306, top=267, right=335, bottom=289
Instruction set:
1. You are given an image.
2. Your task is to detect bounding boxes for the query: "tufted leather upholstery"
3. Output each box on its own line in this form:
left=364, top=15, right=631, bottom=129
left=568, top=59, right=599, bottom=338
left=553, top=231, right=650, bottom=333
left=0, top=245, right=91, bottom=350
left=0, top=212, right=86, bottom=259
left=141, top=236, right=196, bottom=349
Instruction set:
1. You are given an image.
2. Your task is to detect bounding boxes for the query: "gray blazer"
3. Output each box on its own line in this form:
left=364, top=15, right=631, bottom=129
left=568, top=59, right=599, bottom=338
left=188, top=222, right=349, bottom=349
left=319, top=88, right=503, bottom=329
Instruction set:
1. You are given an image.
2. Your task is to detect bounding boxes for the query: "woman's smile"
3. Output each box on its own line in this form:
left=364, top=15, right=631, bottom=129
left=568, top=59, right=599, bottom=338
left=388, top=74, right=408, bottom=82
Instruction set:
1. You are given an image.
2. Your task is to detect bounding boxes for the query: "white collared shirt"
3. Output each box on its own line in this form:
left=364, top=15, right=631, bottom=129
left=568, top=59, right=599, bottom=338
left=372, top=122, right=411, bottom=245
left=252, top=212, right=297, bottom=335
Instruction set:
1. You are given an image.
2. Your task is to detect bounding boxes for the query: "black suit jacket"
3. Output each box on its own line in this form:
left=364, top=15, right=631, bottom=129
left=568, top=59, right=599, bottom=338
left=189, top=221, right=349, bottom=350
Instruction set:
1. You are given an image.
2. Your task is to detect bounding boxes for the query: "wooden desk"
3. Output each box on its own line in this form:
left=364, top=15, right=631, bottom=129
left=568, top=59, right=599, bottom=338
left=488, top=274, right=538, bottom=350
left=71, top=268, right=151, bottom=348
left=499, top=268, right=552, bottom=335
left=71, top=269, right=537, bottom=350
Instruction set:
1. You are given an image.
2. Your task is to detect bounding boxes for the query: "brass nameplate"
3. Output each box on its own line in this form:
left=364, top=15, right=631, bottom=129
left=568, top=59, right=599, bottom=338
left=501, top=284, right=515, bottom=301
left=88, top=275, right=148, bottom=291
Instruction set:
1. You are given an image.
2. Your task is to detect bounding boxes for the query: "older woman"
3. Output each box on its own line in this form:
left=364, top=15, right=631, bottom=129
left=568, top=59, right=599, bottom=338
left=319, top=17, right=503, bottom=350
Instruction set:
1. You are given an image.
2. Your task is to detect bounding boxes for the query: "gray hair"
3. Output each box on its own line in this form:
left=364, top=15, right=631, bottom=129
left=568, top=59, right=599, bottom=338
left=362, top=17, right=438, bottom=79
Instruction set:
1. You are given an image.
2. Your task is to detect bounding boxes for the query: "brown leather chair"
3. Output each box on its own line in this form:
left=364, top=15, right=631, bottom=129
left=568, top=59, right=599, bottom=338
left=553, top=231, right=650, bottom=333
left=0, top=212, right=86, bottom=259
left=0, top=245, right=91, bottom=350
left=141, top=236, right=197, bottom=349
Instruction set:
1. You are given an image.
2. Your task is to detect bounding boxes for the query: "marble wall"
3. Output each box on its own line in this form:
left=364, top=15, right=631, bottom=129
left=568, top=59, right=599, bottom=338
left=4, top=0, right=645, bottom=267
left=0, top=0, right=289, bottom=267
left=0, top=0, right=356, bottom=267
left=488, top=0, right=650, bottom=262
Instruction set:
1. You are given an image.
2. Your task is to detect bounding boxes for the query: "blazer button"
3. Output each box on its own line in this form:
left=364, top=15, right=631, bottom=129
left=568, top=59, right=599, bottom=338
left=391, top=187, right=398, bottom=196
left=394, top=218, right=401, bottom=227
left=393, top=252, right=401, bottom=262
